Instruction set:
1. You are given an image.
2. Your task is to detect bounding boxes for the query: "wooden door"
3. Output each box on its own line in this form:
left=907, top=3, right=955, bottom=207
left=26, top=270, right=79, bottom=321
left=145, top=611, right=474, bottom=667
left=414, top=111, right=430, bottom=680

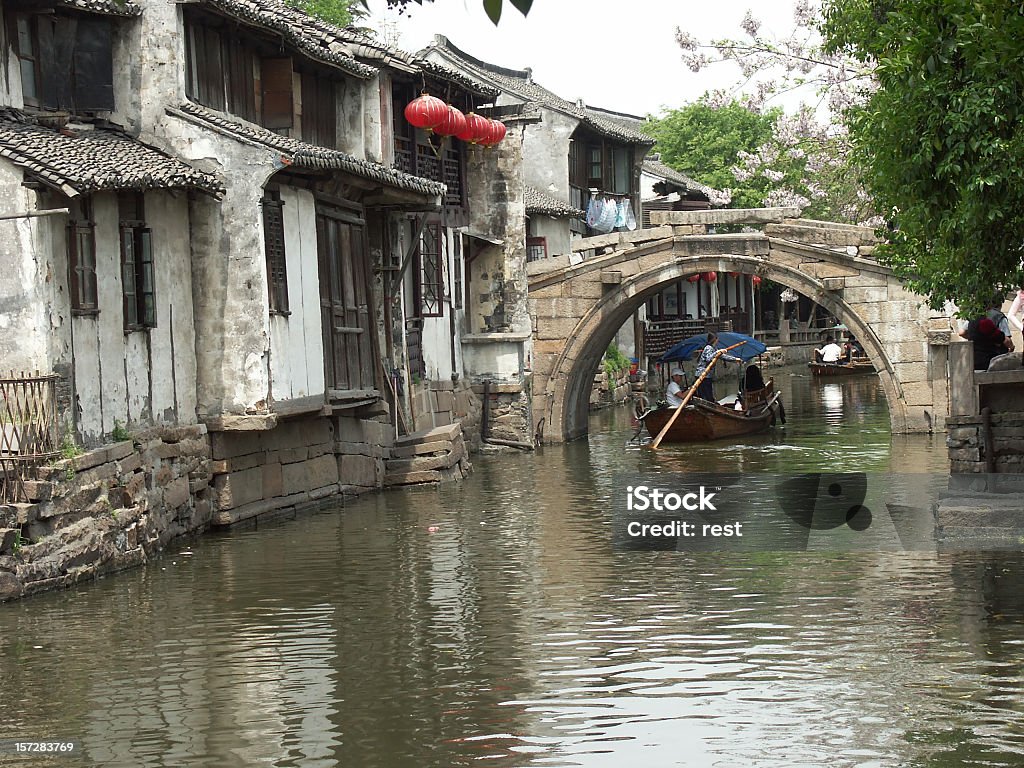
left=317, top=205, right=374, bottom=392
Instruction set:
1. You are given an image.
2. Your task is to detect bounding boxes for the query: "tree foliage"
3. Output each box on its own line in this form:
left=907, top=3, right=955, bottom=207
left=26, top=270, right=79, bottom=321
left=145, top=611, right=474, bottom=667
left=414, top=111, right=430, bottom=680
left=371, top=0, right=533, bottom=25
left=820, top=0, right=1024, bottom=315
left=646, top=97, right=869, bottom=222
left=290, top=0, right=361, bottom=26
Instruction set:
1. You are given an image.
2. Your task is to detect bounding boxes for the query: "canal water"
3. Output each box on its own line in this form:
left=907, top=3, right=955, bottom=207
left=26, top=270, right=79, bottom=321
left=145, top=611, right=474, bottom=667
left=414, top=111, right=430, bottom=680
left=2, top=369, right=1023, bottom=767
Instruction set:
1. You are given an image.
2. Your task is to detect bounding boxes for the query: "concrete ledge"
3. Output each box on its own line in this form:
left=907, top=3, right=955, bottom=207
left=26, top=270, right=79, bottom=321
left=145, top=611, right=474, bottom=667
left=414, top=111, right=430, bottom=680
left=650, top=207, right=800, bottom=226
left=203, top=414, right=279, bottom=432
left=461, top=331, right=532, bottom=343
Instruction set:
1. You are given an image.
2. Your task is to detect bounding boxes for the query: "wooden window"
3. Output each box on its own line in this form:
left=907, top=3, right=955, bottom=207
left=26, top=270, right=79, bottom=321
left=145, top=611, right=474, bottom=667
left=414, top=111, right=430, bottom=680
left=453, top=234, right=463, bottom=310
left=13, top=15, right=40, bottom=106
left=68, top=197, right=97, bottom=314
left=587, top=144, right=603, bottom=188
left=226, top=41, right=257, bottom=123
left=185, top=23, right=225, bottom=111
left=611, top=147, right=631, bottom=194
left=119, top=192, right=155, bottom=330
left=416, top=222, right=443, bottom=317
left=262, top=57, right=294, bottom=130
left=262, top=191, right=289, bottom=314
left=300, top=72, right=336, bottom=147
left=526, top=236, right=548, bottom=263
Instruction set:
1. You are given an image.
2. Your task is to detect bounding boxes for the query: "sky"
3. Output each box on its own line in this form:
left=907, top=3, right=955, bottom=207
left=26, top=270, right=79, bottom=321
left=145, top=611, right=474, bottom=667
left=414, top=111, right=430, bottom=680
left=365, top=0, right=805, bottom=118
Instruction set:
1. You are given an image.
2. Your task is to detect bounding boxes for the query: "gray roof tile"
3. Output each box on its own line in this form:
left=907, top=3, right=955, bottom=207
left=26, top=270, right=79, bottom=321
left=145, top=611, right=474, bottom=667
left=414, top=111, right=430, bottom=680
left=176, top=102, right=445, bottom=197
left=426, top=37, right=654, bottom=145
left=643, top=157, right=721, bottom=200
left=525, top=186, right=583, bottom=218
left=0, top=112, right=222, bottom=197
left=59, top=0, right=141, bottom=15
left=202, top=0, right=377, bottom=79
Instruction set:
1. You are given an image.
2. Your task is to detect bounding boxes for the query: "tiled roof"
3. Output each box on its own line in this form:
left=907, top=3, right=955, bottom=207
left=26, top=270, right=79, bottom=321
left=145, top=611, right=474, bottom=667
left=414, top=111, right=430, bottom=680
left=0, top=112, right=222, bottom=197
left=202, top=0, right=377, bottom=79
left=60, top=0, right=141, bottom=15
left=336, top=29, right=499, bottom=99
left=425, top=36, right=654, bottom=145
left=175, top=102, right=445, bottom=197
left=643, top=157, right=721, bottom=200
left=525, top=186, right=583, bottom=219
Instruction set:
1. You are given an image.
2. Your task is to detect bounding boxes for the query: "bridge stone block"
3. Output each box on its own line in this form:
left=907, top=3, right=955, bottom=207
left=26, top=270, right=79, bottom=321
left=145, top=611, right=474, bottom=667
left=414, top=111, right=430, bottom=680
left=673, top=235, right=769, bottom=257
left=528, top=282, right=564, bottom=298
left=843, top=272, right=889, bottom=288
left=620, top=226, right=672, bottom=245
left=844, top=286, right=889, bottom=304
left=894, top=362, right=929, bottom=384
left=571, top=232, right=619, bottom=252
left=672, top=224, right=708, bottom=236
left=873, top=322, right=928, bottom=344
left=765, top=222, right=879, bottom=246
left=900, top=381, right=936, bottom=407
left=800, top=262, right=859, bottom=279
left=650, top=207, right=800, bottom=226
left=878, top=300, right=927, bottom=323
left=885, top=341, right=929, bottom=364
left=567, top=280, right=606, bottom=299
left=536, top=317, right=581, bottom=340
left=821, top=277, right=845, bottom=291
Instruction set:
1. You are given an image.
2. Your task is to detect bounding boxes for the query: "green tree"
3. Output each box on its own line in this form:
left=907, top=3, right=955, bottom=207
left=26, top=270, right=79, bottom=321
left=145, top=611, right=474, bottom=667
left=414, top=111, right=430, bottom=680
left=821, top=0, right=1024, bottom=315
left=373, top=0, right=532, bottom=25
left=646, top=100, right=779, bottom=210
left=290, top=0, right=360, bottom=26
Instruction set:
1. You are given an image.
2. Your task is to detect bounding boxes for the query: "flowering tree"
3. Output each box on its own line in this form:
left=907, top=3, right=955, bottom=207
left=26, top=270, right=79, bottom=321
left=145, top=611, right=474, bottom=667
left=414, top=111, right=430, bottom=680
left=668, top=2, right=876, bottom=225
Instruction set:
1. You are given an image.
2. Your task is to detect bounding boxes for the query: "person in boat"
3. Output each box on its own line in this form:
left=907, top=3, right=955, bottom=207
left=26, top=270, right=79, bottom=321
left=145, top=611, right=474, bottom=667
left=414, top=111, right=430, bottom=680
left=694, top=332, right=741, bottom=403
left=814, top=335, right=843, bottom=364
left=744, top=364, right=766, bottom=392
left=666, top=368, right=687, bottom=407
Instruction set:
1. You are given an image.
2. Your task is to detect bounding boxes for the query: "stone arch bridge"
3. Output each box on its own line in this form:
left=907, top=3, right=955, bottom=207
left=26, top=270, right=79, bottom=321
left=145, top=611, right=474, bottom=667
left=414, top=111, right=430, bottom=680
left=528, top=208, right=956, bottom=443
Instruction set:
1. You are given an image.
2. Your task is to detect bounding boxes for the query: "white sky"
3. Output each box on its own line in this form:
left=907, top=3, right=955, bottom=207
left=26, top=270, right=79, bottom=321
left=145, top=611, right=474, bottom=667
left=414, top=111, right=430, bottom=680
left=364, top=0, right=804, bottom=117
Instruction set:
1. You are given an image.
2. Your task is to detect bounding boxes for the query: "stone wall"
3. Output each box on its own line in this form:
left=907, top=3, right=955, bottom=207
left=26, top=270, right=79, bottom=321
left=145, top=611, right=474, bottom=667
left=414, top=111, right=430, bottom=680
left=946, top=412, right=1024, bottom=474
left=590, top=371, right=631, bottom=409
left=0, top=425, right=212, bottom=602
left=409, top=380, right=482, bottom=449
left=475, top=381, right=533, bottom=444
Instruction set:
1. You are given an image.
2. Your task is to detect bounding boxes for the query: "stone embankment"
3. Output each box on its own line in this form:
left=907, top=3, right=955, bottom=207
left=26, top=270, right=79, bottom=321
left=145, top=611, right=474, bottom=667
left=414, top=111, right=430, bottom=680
left=0, top=426, right=211, bottom=602
left=946, top=412, right=1024, bottom=474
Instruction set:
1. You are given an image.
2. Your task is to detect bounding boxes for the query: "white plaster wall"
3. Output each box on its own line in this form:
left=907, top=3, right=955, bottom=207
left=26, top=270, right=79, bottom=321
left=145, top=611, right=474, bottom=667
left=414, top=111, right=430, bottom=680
left=269, top=185, right=326, bottom=403
left=134, top=0, right=189, bottom=141
left=0, top=164, right=60, bottom=373
left=404, top=226, right=463, bottom=383
left=523, top=110, right=577, bottom=201
left=529, top=216, right=571, bottom=260
left=0, top=6, right=23, bottom=109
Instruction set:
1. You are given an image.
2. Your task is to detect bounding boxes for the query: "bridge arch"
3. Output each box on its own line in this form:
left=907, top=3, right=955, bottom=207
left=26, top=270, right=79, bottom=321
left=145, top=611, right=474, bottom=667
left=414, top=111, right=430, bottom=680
left=529, top=232, right=952, bottom=443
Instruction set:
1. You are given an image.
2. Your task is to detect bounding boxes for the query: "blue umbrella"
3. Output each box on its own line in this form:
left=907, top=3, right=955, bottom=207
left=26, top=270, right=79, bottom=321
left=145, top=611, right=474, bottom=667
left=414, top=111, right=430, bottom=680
left=658, top=332, right=767, bottom=363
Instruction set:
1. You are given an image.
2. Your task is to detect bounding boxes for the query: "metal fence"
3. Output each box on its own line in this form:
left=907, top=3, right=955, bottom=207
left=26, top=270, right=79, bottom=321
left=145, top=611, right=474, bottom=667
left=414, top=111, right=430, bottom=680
left=0, top=371, right=60, bottom=503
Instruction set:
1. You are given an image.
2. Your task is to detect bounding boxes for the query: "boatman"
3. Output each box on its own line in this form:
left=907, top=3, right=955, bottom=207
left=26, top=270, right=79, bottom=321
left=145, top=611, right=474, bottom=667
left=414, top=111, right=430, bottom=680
left=666, top=368, right=686, bottom=407
left=694, top=332, right=741, bottom=403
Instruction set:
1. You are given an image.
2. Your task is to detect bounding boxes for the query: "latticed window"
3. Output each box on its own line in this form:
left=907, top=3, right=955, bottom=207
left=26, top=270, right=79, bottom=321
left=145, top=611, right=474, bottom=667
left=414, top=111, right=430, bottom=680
left=262, top=191, right=289, bottom=314
left=443, top=146, right=463, bottom=208
left=119, top=192, right=155, bottom=330
left=417, top=222, right=443, bottom=317
left=67, top=197, right=97, bottom=313
left=526, top=237, right=548, bottom=262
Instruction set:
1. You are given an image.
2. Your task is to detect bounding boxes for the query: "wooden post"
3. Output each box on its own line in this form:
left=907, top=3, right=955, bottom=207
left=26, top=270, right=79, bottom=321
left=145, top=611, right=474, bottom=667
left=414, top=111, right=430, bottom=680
left=651, top=342, right=744, bottom=449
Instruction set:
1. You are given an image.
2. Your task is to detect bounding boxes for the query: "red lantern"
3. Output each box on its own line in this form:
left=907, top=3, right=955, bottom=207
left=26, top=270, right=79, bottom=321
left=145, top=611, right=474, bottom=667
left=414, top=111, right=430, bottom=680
left=434, top=105, right=467, bottom=137
left=752, top=275, right=763, bottom=286
left=479, top=118, right=506, bottom=147
left=728, top=271, right=740, bottom=278
left=456, top=112, right=492, bottom=144
left=404, top=91, right=447, bottom=133
left=686, top=274, right=700, bottom=283
left=703, top=271, right=717, bottom=282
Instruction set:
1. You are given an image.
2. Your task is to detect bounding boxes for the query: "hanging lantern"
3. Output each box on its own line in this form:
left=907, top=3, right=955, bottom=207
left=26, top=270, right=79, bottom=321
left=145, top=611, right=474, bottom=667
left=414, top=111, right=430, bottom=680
left=456, top=112, right=492, bottom=144
left=434, top=104, right=467, bottom=138
left=728, top=271, right=740, bottom=278
left=703, top=271, right=717, bottom=282
left=686, top=274, right=700, bottom=283
left=752, top=275, right=763, bottom=287
left=404, top=91, right=447, bottom=133
left=479, top=118, right=506, bottom=147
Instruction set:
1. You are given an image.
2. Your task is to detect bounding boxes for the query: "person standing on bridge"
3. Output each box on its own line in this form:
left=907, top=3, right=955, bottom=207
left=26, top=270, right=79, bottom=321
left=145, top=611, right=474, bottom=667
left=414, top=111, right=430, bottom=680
left=694, top=332, right=740, bottom=403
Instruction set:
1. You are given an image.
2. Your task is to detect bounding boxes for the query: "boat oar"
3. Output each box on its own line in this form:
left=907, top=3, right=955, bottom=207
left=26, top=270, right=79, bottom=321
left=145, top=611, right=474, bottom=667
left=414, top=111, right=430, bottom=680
left=651, top=342, right=745, bottom=450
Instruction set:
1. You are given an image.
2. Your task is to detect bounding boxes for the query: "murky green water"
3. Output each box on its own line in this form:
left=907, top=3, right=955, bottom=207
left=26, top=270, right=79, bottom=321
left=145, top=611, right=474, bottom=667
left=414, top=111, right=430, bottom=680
left=1, top=369, right=1023, bottom=767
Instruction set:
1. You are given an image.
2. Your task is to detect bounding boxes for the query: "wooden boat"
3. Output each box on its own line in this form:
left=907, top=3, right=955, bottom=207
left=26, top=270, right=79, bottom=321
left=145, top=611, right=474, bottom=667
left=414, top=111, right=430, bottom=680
left=807, top=359, right=875, bottom=376
left=639, top=378, right=783, bottom=442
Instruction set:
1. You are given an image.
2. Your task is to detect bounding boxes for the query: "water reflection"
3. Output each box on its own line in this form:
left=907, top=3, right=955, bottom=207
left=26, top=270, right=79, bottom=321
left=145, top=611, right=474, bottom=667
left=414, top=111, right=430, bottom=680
left=0, top=371, right=1022, bottom=767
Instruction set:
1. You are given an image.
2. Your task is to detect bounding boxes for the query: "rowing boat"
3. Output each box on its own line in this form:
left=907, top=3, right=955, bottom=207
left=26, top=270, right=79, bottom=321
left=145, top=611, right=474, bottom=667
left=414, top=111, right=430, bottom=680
left=639, top=379, right=783, bottom=442
left=807, top=360, right=874, bottom=376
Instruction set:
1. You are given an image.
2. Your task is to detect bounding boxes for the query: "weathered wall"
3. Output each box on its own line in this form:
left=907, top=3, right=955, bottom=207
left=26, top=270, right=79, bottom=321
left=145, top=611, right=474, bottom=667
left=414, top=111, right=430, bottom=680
left=58, top=190, right=199, bottom=445
left=947, top=412, right=1024, bottom=474
left=0, top=425, right=212, bottom=602
left=529, top=215, right=572, bottom=261
left=522, top=109, right=577, bottom=201
left=0, top=165, right=58, bottom=375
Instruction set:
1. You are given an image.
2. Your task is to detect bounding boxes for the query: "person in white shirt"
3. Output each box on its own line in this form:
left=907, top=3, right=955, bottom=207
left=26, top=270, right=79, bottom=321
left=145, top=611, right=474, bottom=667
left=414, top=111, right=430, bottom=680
left=814, top=336, right=843, bottom=364
left=666, top=368, right=686, bottom=407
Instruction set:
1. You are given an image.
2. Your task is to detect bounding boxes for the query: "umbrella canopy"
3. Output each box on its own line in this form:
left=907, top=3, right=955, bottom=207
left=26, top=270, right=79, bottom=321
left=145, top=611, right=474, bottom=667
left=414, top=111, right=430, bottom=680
left=659, top=332, right=767, bottom=363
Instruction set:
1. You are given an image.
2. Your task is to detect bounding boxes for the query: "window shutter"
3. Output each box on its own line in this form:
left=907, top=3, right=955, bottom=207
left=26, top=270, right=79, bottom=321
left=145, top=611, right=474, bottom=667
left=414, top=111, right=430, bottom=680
left=73, top=18, right=114, bottom=111
left=139, top=228, right=156, bottom=327
left=261, top=58, right=294, bottom=129
left=121, top=226, right=138, bottom=328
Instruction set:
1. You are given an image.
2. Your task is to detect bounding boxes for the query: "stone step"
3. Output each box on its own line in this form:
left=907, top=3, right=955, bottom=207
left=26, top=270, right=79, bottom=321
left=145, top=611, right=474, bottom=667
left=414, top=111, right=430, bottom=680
left=386, top=441, right=464, bottom=475
left=394, top=422, right=462, bottom=447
